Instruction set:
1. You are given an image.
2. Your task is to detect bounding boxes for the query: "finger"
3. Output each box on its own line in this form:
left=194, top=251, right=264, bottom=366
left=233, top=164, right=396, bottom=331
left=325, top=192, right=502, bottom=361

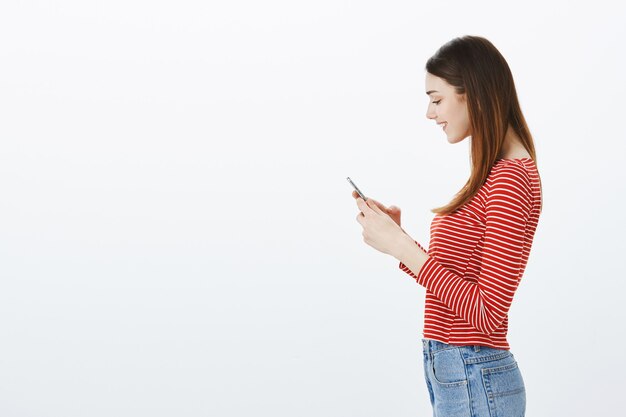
left=359, top=196, right=385, bottom=213
left=370, top=198, right=388, bottom=212
left=366, top=198, right=384, bottom=214
left=356, top=197, right=373, bottom=215
left=352, top=191, right=368, bottom=200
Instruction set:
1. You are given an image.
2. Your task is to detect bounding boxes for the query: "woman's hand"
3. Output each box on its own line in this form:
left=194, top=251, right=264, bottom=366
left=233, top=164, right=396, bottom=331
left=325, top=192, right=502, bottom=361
left=351, top=190, right=408, bottom=235
left=354, top=194, right=412, bottom=259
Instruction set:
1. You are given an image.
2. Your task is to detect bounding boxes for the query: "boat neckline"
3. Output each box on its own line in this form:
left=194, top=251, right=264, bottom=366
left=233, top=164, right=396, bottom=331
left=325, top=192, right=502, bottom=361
left=495, top=157, right=534, bottom=162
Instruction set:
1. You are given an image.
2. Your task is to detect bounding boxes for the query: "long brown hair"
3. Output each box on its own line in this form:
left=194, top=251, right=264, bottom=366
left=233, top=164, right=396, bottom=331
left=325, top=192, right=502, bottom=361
left=426, top=35, right=543, bottom=215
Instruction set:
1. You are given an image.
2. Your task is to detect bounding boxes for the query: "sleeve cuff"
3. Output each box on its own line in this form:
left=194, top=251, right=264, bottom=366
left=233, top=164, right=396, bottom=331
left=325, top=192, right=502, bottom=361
left=414, top=255, right=436, bottom=287
left=400, top=255, right=437, bottom=286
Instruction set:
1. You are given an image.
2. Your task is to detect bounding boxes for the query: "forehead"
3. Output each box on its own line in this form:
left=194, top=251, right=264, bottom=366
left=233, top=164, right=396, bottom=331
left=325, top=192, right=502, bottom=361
left=425, top=73, right=449, bottom=95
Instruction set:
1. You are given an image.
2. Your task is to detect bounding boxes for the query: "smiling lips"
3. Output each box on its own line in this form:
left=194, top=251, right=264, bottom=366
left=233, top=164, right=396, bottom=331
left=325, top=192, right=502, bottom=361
left=438, top=122, right=448, bottom=131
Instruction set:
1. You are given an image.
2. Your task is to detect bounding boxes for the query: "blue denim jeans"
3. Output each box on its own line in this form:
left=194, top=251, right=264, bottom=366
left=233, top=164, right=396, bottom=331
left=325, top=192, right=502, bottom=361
left=422, top=338, right=526, bottom=417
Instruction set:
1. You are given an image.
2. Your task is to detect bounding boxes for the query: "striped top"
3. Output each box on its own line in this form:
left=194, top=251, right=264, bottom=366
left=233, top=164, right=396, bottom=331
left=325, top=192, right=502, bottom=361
left=399, top=158, right=542, bottom=350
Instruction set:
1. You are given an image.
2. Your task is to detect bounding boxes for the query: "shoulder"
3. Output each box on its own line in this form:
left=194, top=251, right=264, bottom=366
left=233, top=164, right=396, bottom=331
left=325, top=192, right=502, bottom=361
left=487, top=159, right=533, bottom=189
left=485, top=160, right=535, bottom=206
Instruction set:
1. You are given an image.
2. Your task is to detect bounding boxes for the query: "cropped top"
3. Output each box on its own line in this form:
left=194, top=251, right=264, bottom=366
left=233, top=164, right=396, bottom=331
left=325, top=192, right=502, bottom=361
left=399, top=158, right=542, bottom=350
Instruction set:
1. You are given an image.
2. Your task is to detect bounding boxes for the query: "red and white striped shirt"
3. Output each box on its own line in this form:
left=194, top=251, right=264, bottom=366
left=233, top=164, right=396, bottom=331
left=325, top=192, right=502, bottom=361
left=399, top=158, right=542, bottom=350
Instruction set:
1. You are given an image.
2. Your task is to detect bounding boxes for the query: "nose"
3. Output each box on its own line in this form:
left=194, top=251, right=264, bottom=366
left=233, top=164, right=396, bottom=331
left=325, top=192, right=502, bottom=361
left=426, top=103, right=437, bottom=121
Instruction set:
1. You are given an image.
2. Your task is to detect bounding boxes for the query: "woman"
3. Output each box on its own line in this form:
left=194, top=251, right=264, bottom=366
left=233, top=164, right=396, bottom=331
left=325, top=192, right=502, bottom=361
left=353, top=35, right=542, bottom=417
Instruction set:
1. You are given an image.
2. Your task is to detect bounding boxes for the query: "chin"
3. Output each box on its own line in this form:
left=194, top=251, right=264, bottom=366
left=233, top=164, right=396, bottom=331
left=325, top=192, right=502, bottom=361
left=447, top=135, right=465, bottom=144
left=446, top=130, right=470, bottom=144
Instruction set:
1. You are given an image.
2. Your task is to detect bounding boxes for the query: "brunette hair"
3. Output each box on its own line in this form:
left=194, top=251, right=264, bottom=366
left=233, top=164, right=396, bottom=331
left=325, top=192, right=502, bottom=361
left=426, top=35, right=543, bottom=215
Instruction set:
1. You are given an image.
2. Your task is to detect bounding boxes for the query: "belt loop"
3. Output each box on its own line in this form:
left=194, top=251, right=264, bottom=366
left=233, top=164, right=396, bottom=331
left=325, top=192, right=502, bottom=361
left=474, top=345, right=480, bottom=352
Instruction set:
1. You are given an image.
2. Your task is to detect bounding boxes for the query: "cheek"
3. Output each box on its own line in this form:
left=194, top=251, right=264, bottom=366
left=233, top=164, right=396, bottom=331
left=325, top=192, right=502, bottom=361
left=439, top=103, right=450, bottom=117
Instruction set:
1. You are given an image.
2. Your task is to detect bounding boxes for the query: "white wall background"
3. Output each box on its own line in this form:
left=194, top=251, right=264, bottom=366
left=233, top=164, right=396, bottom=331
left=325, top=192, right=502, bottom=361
left=1, top=1, right=624, bottom=416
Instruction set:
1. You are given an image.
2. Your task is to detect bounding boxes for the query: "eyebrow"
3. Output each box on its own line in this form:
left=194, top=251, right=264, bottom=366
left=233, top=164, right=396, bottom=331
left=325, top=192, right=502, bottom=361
left=426, top=90, right=439, bottom=95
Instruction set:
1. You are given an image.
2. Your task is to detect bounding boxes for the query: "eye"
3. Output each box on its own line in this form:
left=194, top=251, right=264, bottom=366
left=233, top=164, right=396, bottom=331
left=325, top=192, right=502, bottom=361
left=432, top=100, right=441, bottom=105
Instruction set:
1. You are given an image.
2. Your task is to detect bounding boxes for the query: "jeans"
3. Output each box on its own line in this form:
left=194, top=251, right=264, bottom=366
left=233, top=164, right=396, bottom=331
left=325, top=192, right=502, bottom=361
left=422, top=338, right=526, bottom=417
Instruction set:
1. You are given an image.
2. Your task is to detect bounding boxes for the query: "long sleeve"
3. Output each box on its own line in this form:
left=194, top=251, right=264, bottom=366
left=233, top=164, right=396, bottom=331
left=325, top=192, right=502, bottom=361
left=399, top=165, right=534, bottom=335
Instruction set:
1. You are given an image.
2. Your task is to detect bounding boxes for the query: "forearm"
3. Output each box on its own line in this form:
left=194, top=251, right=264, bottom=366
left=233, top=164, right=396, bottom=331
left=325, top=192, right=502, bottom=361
left=394, top=234, right=430, bottom=276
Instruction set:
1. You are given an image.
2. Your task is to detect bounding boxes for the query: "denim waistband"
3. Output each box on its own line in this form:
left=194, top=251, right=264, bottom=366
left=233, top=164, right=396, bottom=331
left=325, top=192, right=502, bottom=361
left=422, top=338, right=483, bottom=353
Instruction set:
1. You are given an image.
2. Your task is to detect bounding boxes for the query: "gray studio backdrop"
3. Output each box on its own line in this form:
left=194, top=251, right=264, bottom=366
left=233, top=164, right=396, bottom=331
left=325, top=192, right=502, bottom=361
left=1, top=1, right=624, bottom=416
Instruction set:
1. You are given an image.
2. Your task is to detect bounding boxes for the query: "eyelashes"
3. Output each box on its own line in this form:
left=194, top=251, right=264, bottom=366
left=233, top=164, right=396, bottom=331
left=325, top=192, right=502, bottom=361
left=432, top=100, right=441, bottom=105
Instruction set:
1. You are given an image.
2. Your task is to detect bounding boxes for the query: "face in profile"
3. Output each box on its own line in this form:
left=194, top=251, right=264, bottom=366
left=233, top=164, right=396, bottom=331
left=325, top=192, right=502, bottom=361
left=425, top=72, right=471, bottom=144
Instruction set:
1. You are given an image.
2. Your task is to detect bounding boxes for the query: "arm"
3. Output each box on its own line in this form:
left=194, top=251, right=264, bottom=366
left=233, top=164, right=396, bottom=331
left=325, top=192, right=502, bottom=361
left=397, top=166, right=533, bottom=335
left=406, top=237, right=428, bottom=254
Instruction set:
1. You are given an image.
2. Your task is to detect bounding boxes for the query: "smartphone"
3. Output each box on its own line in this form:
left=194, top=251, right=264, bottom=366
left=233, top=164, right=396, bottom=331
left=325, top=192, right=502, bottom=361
left=346, top=177, right=367, bottom=200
